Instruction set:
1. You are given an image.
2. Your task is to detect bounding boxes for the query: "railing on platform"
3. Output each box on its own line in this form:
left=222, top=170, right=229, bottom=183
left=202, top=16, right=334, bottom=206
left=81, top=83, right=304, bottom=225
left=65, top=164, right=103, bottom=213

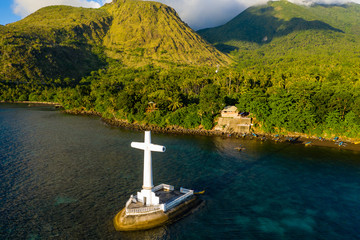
left=125, top=197, right=132, bottom=209
left=165, top=188, right=194, bottom=212
left=180, top=187, right=192, bottom=194
left=125, top=186, right=194, bottom=215
left=152, top=183, right=174, bottom=192
left=125, top=205, right=163, bottom=215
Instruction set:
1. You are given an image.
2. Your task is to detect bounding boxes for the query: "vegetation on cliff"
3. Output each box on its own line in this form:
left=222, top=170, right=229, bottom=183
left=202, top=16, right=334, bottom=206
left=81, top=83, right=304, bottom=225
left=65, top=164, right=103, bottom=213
left=2, top=60, right=360, bottom=139
left=101, top=0, right=231, bottom=67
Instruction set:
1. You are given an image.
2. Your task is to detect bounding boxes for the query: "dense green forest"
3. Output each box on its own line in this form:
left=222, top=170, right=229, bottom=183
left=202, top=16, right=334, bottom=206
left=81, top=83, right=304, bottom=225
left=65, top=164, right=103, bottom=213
left=2, top=56, right=360, bottom=139
left=1, top=0, right=360, bottom=140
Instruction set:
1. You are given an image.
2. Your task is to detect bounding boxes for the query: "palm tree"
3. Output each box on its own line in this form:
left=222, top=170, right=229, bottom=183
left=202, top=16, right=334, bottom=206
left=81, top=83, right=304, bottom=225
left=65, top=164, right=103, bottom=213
left=167, top=96, right=183, bottom=111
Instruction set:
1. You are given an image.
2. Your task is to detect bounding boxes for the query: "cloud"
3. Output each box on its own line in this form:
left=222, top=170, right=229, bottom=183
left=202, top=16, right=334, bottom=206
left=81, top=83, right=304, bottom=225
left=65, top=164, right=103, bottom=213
left=149, top=0, right=360, bottom=30
left=100, top=0, right=112, bottom=4
left=12, top=0, right=102, bottom=17
left=151, top=0, right=258, bottom=30
left=11, top=0, right=360, bottom=29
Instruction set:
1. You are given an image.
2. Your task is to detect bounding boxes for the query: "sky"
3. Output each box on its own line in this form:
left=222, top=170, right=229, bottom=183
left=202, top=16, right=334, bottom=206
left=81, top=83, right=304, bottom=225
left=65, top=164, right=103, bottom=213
left=0, top=0, right=359, bottom=30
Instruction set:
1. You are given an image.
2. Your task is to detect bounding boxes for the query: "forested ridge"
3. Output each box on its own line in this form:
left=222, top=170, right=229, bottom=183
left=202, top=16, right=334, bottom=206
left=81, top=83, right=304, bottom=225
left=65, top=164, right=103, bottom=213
left=1, top=0, right=360, bottom=140
left=0, top=0, right=229, bottom=82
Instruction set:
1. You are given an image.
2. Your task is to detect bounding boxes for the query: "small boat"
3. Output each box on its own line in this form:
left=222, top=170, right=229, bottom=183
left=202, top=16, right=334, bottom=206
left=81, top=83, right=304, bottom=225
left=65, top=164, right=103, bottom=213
left=252, top=133, right=257, bottom=137
left=194, top=190, right=205, bottom=195
left=333, top=137, right=339, bottom=141
left=287, top=137, right=299, bottom=143
left=354, top=142, right=360, bottom=145
left=286, top=137, right=295, bottom=142
left=304, top=141, right=312, bottom=146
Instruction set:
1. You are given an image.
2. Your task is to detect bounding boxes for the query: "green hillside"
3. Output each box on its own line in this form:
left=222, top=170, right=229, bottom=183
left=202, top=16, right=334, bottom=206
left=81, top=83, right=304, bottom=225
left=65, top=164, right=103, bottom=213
left=196, top=0, right=360, bottom=82
left=198, top=1, right=360, bottom=51
left=0, top=0, right=230, bottom=82
left=0, top=6, right=112, bottom=81
left=102, top=0, right=231, bottom=66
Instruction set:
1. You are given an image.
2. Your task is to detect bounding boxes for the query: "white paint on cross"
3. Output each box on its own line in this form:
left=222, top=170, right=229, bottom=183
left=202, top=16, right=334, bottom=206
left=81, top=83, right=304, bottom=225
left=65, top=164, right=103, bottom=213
left=131, top=131, right=166, bottom=206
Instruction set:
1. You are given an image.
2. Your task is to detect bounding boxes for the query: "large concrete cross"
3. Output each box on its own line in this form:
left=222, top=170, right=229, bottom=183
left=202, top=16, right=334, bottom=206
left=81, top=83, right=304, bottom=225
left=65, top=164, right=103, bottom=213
left=131, top=131, right=166, bottom=191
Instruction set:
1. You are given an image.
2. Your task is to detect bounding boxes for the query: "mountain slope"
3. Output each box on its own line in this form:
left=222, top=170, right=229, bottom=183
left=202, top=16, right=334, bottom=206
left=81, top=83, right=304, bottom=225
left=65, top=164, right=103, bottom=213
left=198, top=1, right=360, bottom=51
left=307, top=3, right=360, bottom=35
left=0, top=0, right=230, bottom=82
left=102, top=0, right=231, bottom=66
left=196, top=1, right=360, bottom=88
left=0, top=6, right=112, bottom=81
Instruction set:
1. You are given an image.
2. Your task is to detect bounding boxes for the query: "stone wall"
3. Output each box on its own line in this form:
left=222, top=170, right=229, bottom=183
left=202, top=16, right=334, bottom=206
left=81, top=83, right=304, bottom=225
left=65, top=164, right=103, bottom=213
left=221, top=112, right=239, bottom=118
left=215, top=117, right=252, bottom=133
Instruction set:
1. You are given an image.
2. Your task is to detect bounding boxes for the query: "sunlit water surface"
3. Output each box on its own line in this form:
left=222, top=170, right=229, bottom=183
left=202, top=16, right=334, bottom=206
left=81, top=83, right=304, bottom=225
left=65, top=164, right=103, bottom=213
left=1, top=104, right=360, bottom=239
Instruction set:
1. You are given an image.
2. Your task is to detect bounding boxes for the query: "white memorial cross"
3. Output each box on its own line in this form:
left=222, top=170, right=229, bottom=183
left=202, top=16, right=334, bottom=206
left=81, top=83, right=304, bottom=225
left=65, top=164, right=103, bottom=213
left=131, top=131, right=166, bottom=191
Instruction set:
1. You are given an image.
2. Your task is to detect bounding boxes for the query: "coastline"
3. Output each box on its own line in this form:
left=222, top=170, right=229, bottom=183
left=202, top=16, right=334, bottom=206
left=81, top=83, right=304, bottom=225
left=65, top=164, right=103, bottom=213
left=2, top=103, right=358, bottom=152
left=3, top=103, right=357, bottom=151
left=0, top=100, right=62, bottom=107
left=63, top=109, right=360, bottom=152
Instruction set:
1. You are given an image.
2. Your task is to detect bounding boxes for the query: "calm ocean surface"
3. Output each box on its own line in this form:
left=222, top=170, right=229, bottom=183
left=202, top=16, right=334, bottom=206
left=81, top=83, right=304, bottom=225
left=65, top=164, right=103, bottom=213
left=1, top=103, right=360, bottom=240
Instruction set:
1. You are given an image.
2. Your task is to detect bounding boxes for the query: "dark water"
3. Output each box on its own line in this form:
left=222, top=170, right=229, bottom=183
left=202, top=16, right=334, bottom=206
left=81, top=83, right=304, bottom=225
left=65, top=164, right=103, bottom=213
left=1, top=104, right=360, bottom=240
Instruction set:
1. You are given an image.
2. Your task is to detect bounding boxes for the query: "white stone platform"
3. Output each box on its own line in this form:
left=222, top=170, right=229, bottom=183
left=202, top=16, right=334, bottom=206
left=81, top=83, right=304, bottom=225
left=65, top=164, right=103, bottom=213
left=125, top=184, right=194, bottom=216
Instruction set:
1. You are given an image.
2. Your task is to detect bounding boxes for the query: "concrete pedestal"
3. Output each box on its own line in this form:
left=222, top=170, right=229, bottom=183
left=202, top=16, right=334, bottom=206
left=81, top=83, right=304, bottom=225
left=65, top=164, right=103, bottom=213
left=113, top=196, right=201, bottom=231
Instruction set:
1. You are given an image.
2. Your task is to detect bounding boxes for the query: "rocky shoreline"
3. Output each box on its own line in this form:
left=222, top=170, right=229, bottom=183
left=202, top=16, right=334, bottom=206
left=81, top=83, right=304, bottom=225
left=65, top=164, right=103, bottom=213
left=4, top=103, right=358, bottom=151
left=1, top=100, right=62, bottom=107
left=63, top=109, right=360, bottom=152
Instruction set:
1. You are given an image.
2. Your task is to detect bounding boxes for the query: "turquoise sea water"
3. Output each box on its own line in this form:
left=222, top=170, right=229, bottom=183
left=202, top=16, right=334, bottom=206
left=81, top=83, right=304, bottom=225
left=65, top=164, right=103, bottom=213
left=1, top=103, right=360, bottom=239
